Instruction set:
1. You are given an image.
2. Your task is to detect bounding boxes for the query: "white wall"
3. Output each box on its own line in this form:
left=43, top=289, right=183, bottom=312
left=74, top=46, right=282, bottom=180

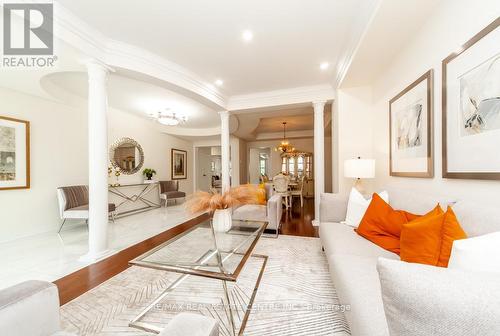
left=339, top=0, right=500, bottom=204
left=371, top=0, right=500, bottom=204
left=335, top=86, right=375, bottom=194
left=0, top=87, right=193, bottom=242
left=108, top=107, right=193, bottom=193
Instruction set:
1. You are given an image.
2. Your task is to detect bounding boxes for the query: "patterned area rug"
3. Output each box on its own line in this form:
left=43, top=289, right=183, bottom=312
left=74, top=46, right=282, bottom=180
left=60, top=235, right=350, bottom=336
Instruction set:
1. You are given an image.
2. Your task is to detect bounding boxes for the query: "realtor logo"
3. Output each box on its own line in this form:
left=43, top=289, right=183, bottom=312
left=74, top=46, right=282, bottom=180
left=3, top=3, right=53, bottom=55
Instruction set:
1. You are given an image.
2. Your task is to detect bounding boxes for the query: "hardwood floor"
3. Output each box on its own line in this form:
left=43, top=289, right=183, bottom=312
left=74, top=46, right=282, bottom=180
left=280, top=197, right=319, bottom=237
left=54, top=213, right=209, bottom=305
left=54, top=198, right=318, bottom=305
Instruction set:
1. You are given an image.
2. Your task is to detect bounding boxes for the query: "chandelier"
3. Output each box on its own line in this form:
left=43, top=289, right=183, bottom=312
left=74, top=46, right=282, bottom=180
left=155, top=109, right=188, bottom=126
left=275, top=122, right=295, bottom=153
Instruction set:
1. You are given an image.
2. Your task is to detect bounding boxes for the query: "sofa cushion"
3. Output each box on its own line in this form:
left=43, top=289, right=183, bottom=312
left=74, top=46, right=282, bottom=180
left=232, top=204, right=267, bottom=222
left=448, top=231, right=500, bottom=273
left=328, top=254, right=390, bottom=336
left=320, top=222, right=398, bottom=260
left=377, top=258, right=500, bottom=336
left=452, top=200, right=500, bottom=237
left=344, top=188, right=389, bottom=228
left=385, top=186, right=456, bottom=214
left=356, top=194, right=411, bottom=255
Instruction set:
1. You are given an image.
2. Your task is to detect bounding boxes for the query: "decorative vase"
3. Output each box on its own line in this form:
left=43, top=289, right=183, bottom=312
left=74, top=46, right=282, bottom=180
left=212, top=208, right=232, bottom=233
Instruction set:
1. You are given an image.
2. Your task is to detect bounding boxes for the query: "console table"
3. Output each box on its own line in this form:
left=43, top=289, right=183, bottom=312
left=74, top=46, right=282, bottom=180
left=108, top=183, right=161, bottom=218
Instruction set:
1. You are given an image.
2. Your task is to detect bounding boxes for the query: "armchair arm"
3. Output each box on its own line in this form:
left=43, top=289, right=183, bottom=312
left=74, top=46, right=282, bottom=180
left=266, top=194, right=282, bottom=231
left=0, top=281, right=61, bottom=336
left=159, top=312, right=218, bottom=336
left=320, top=192, right=349, bottom=223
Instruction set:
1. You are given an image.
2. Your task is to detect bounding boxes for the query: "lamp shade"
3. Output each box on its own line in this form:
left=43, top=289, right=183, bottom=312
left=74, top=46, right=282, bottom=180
left=344, top=158, right=375, bottom=179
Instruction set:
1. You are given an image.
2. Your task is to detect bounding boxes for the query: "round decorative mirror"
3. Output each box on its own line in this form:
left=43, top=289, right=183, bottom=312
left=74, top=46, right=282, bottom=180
left=109, top=137, right=144, bottom=175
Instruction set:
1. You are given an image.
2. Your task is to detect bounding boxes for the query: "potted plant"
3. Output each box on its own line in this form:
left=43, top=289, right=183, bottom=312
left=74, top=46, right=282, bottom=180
left=186, top=185, right=259, bottom=232
left=142, top=168, right=157, bottom=181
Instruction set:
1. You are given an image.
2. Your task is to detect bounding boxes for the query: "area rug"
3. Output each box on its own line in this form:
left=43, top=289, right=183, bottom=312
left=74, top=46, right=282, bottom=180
left=60, top=235, right=350, bottom=336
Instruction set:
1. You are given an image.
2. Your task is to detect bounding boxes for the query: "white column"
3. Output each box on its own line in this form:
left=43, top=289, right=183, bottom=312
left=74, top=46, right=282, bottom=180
left=313, top=101, right=326, bottom=226
left=220, top=111, right=231, bottom=192
left=80, top=60, right=113, bottom=262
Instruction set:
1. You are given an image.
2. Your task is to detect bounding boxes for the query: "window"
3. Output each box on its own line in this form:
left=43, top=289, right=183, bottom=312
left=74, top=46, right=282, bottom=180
left=259, top=157, right=267, bottom=176
left=288, top=157, right=295, bottom=177
left=297, top=155, right=304, bottom=177
left=281, top=153, right=312, bottom=178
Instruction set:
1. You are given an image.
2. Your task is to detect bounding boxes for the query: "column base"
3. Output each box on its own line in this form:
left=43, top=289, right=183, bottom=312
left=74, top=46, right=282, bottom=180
left=79, top=249, right=116, bottom=264
left=312, top=219, right=320, bottom=227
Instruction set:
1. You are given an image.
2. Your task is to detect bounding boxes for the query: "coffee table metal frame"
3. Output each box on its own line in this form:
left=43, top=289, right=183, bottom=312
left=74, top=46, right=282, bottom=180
left=128, top=219, right=268, bottom=335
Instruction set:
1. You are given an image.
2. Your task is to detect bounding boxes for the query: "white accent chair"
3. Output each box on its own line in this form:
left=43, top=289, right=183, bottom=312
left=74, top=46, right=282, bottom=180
left=56, top=186, right=116, bottom=233
left=290, top=175, right=305, bottom=208
left=273, top=174, right=291, bottom=209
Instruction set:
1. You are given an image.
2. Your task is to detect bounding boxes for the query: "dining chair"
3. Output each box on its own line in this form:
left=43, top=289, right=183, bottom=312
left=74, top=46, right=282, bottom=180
left=290, top=175, right=305, bottom=208
left=273, top=174, right=291, bottom=209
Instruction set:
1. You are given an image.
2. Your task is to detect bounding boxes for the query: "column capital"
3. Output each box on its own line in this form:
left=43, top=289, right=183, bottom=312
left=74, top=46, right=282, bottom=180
left=84, top=59, right=114, bottom=77
left=312, top=100, right=327, bottom=110
left=219, top=110, right=230, bottom=118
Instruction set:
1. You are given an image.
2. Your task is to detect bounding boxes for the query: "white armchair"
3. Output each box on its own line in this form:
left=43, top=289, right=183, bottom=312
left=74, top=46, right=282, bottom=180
left=0, top=280, right=75, bottom=336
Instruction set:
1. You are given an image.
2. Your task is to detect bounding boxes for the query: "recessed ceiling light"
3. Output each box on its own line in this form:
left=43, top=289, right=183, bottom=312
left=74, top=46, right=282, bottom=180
left=242, top=30, right=253, bottom=42
left=215, top=79, right=223, bottom=86
left=320, top=62, right=330, bottom=70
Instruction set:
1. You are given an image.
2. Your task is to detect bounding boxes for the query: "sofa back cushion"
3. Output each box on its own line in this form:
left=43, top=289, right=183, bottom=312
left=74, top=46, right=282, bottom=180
left=385, top=186, right=457, bottom=214
left=452, top=200, right=500, bottom=237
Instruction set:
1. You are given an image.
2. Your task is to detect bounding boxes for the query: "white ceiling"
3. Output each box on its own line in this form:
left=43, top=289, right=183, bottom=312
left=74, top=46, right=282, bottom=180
left=57, top=0, right=378, bottom=96
left=340, top=0, right=440, bottom=88
left=41, top=71, right=220, bottom=128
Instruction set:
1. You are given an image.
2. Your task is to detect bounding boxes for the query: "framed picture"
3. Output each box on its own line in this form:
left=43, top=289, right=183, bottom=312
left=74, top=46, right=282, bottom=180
left=442, top=18, right=500, bottom=180
left=0, top=116, right=30, bottom=190
left=171, top=148, right=187, bottom=180
left=389, top=70, right=434, bottom=178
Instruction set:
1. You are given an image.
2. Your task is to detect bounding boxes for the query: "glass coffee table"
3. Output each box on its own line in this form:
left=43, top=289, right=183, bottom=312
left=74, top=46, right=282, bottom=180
left=128, top=218, right=268, bottom=335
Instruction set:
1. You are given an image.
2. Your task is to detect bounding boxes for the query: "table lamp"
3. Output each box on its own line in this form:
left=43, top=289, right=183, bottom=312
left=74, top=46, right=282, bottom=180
left=344, top=157, right=375, bottom=194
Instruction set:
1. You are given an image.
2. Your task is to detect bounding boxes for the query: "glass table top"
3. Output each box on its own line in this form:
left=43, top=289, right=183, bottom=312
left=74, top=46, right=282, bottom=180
left=129, top=219, right=267, bottom=281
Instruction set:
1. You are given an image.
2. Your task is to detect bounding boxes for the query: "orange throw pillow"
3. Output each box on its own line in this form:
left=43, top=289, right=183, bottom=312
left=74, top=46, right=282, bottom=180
left=256, top=183, right=267, bottom=205
left=400, top=205, right=444, bottom=265
left=356, top=193, right=418, bottom=254
left=400, top=206, right=467, bottom=267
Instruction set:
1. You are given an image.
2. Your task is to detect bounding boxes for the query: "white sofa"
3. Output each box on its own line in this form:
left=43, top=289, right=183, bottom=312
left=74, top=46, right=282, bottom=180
left=319, top=186, right=500, bottom=336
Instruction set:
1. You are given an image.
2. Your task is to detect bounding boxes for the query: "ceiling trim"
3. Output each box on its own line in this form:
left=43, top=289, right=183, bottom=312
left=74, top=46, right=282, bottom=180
left=51, top=1, right=227, bottom=109
left=255, top=130, right=314, bottom=140
left=228, top=84, right=336, bottom=112
left=333, top=0, right=382, bottom=88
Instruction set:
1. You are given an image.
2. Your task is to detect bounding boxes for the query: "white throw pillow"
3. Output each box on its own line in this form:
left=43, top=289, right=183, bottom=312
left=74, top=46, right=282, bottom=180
left=342, top=188, right=389, bottom=228
left=448, top=231, right=500, bottom=273
left=377, top=258, right=500, bottom=336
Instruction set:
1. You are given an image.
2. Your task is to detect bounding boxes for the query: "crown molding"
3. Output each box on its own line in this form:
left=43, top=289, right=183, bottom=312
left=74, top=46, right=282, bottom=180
left=228, top=84, right=336, bottom=112
left=255, top=130, right=314, bottom=140
left=51, top=1, right=227, bottom=109
left=334, top=0, right=382, bottom=88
